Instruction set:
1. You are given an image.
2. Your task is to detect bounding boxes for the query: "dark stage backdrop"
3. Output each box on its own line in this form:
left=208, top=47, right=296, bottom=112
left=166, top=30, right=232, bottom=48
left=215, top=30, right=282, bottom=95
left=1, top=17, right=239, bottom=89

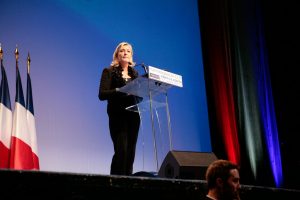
left=198, top=0, right=300, bottom=189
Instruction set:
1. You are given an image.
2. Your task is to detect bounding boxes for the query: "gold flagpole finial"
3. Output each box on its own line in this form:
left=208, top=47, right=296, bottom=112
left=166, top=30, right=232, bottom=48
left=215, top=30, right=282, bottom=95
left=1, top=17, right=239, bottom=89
left=15, top=45, right=19, bottom=61
left=0, top=43, right=3, bottom=61
left=15, top=45, right=19, bottom=69
left=27, top=52, right=31, bottom=74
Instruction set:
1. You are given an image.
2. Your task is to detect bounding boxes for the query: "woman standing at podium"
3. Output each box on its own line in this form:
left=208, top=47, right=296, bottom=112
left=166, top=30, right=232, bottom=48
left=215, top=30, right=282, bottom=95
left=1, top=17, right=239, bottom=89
left=98, top=42, right=141, bottom=175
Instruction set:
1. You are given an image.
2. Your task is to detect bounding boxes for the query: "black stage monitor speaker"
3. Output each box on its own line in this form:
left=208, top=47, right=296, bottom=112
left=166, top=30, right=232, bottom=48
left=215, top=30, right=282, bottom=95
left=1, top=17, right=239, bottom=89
left=158, top=150, right=218, bottom=180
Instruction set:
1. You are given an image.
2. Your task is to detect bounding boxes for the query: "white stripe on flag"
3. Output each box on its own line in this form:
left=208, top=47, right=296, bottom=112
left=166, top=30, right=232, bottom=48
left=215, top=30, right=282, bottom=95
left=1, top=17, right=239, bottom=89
left=0, top=103, right=12, bottom=148
left=27, top=110, right=38, bottom=155
left=11, top=102, right=31, bottom=146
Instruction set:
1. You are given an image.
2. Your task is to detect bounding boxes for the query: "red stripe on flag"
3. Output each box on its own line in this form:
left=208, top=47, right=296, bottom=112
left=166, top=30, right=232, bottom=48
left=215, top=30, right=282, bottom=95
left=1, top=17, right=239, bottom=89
left=0, top=104, right=13, bottom=168
left=0, top=142, right=10, bottom=168
left=32, top=152, right=39, bottom=169
left=9, top=136, right=34, bottom=170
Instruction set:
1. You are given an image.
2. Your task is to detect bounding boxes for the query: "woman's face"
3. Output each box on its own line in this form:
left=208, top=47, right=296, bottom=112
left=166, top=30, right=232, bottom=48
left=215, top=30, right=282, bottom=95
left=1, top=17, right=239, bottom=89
left=117, top=45, right=132, bottom=64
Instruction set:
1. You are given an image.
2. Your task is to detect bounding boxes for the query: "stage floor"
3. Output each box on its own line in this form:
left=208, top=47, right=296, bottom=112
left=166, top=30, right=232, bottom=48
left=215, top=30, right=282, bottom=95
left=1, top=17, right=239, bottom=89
left=0, top=169, right=299, bottom=199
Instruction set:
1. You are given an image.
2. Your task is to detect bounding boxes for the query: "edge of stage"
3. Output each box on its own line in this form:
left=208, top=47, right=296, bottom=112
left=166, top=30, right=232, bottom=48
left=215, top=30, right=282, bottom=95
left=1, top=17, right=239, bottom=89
left=1, top=169, right=299, bottom=199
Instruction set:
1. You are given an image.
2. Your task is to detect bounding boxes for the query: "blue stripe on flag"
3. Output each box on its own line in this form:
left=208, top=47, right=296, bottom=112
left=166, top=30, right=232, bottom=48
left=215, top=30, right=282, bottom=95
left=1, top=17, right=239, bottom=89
left=26, top=73, right=34, bottom=115
left=15, top=67, right=25, bottom=107
left=0, top=64, right=12, bottom=110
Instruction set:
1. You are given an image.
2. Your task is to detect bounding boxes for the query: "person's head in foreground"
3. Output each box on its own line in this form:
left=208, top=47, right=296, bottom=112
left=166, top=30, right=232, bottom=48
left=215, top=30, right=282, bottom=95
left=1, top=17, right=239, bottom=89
left=205, top=159, right=241, bottom=200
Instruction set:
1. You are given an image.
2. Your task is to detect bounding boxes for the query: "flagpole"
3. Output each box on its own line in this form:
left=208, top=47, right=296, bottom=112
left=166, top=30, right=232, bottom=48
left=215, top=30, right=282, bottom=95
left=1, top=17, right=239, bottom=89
left=27, top=52, right=31, bottom=74
left=15, top=45, right=19, bottom=69
left=0, top=44, right=3, bottom=64
left=0, top=43, right=13, bottom=169
left=26, top=50, right=40, bottom=169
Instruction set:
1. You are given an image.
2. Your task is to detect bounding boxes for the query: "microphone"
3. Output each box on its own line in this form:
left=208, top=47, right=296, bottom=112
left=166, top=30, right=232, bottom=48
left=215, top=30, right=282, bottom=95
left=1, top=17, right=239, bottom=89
left=135, top=63, right=148, bottom=74
left=141, top=63, right=148, bottom=74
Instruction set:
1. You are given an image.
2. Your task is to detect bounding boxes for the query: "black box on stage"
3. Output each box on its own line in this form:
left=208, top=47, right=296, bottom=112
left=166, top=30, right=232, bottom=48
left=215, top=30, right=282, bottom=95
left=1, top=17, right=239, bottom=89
left=158, top=151, right=217, bottom=180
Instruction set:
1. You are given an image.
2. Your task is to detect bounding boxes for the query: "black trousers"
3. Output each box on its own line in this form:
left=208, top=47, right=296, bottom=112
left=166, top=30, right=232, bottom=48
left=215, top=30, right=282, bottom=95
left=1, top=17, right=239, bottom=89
left=108, top=110, right=140, bottom=175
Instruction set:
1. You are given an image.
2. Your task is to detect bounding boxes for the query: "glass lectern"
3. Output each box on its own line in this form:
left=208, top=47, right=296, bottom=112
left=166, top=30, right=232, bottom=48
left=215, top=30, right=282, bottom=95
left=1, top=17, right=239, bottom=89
left=119, top=66, right=183, bottom=172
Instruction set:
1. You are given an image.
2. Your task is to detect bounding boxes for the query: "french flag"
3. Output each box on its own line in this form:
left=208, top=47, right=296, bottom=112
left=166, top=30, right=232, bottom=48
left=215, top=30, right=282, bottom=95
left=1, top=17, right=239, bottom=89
left=9, top=59, right=34, bottom=169
left=26, top=54, right=39, bottom=169
left=0, top=61, right=12, bottom=168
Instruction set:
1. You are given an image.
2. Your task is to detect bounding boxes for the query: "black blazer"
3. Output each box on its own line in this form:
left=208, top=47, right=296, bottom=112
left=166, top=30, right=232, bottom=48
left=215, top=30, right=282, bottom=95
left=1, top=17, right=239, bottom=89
left=98, top=66, right=140, bottom=114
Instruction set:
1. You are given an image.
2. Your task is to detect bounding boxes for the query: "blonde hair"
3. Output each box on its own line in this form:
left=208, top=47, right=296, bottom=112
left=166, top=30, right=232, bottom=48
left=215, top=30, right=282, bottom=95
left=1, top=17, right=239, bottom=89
left=111, top=42, right=136, bottom=67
